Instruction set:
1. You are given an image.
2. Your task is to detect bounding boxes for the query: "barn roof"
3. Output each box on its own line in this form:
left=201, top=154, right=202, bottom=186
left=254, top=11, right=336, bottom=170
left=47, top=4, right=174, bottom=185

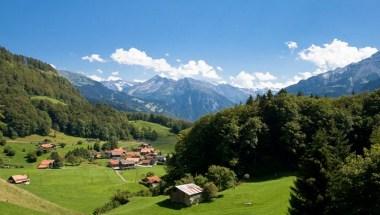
left=175, top=183, right=203, bottom=196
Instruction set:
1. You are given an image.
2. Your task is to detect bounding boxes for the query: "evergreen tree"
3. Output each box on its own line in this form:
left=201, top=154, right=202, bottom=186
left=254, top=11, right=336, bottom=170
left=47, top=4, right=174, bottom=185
left=289, top=130, right=335, bottom=215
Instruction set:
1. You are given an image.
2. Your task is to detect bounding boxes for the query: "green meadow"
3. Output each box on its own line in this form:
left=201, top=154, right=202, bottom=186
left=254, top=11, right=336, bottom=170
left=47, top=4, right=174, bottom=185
left=107, top=176, right=294, bottom=215
left=0, top=128, right=294, bottom=215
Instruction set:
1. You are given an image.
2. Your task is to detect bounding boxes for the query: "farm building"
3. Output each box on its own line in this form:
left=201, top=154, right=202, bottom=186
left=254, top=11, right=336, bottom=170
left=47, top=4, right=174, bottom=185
left=125, top=157, right=140, bottom=164
left=119, top=159, right=135, bottom=169
left=106, top=148, right=127, bottom=158
left=37, top=160, right=55, bottom=169
left=141, top=159, right=155, bottom=166
left=8, top=175, right=30, bottom=184
left=108, top=159, right=120, bottom=170
left=39, top=143, right=55, bottom=151
left=170, top=183, right=203, bottom=206
left=141, top=175, right=161, bottom=187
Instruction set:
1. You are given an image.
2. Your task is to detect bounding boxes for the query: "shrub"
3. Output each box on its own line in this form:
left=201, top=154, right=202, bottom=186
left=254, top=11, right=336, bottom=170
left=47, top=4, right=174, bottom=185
left=0, top=138, right=6, bottom=146
left=194, top=175, right=209, bottom=187
left=4, top=146, right=15, bottom=157
left=146, top=171, right=155, bottom=177
left=202, top=182, right=218, bottom=201
left=206, top=165, right=237, bottom=191
left=50, top=151, right=63, bottom=168
left=59, top=143, right=66, bottom=148
left=26, top=152, right=37, bottom=163
left=77, top=140, right=83, bottom=145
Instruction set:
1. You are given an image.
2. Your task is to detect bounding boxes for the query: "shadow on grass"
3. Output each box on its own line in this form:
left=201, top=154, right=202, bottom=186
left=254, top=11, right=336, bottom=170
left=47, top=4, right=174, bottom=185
left=245, top=171, right=296, bottom=183
left=156, top=199, right=188, bottom=210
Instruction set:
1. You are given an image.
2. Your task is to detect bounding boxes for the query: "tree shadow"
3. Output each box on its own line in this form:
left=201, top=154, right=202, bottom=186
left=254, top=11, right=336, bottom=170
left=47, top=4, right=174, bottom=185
left=156, top=199, right=188, bottom=210
left=245, top=171, right=296, bottom=183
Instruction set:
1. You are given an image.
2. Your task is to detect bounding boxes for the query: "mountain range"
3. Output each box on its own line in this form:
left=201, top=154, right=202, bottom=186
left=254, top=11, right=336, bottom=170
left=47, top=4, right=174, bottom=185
left=287, top=51, right=380, bottom=96
left=61, top=51, right=380, bottom=120
left=59, top=72, right=256, bottom=121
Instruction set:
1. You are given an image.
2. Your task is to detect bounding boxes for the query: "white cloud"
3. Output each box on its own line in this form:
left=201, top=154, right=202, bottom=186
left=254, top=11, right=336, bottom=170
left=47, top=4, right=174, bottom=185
left=88, top=74, right=104, bottom=82
left=82, top=54, right=105, bottom=63
left=254, top=72, right=277, bottom=81
left=176, top=59, right=181, bottom=63
left=96, top=69, right=103, bottom=74
left=106, top=75, right=122, bottom=81
left=165, top=53, right=170, bottom=57
left=111, top=48, right=222, bottom=82
left=217, top=66, right=223, bottom=71
left=230, top=71, right=281, bottom=89
left=285, top=41, right=298, bottom=50
left=298, top=38, right=378, bottom=73
left=111, top=71, right=119, bottom=76
left=230, top=71, right=256, bottom=89
left=133, top=79, right=146, bottom=83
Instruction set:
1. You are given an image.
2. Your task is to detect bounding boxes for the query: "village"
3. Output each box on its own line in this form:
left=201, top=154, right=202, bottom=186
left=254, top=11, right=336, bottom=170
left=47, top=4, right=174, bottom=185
left=5, top=139, right=205, bottom=207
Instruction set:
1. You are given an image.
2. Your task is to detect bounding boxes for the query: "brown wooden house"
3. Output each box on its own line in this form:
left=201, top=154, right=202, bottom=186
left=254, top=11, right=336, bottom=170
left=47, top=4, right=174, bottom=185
left=170, top=183, right=203, bottom=206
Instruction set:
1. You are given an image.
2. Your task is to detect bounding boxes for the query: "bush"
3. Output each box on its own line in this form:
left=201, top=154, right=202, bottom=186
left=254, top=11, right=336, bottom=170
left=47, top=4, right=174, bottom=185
left=26, top=152, right=37, bottom=163
left=206, top=165, right=237, bottom=191
left=50, top=151, right=63, bottom=168
left=202, top=182, right=218, bottom=201
left=59, top=143, right=66, bottom=148
left=0, top=138, right=6, bottom=146
left=146, top=171, right=155, bottom=177
left=194, top=175, right=209, bottom=187
left=77, top=140, right=83, bottom=145
left=4, top=146, right=15, bottom=157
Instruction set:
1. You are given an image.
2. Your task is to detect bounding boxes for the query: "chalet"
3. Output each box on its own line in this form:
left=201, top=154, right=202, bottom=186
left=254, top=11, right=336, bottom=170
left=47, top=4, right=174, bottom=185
left=119, top=159, right=135, bottom=169
left=140, top=147, right=155, bottom=155
left=126, top=151, right=141, bottom=158
left=140, top=159, right=155, bottom=166
left=37, top=160, right=55, bottom=169
left=170, top=183, right=203, bottom=206
left=140, top=175, right=161, bottom=187
left=126, top=157, right=140, bottom=164
left=39, top=143, right=55, bottom=151
left=106, top=148, right=127, bottom=158
left=8, top=175, right=30, bottom=184
left=108, top=159, right=120, bottom=170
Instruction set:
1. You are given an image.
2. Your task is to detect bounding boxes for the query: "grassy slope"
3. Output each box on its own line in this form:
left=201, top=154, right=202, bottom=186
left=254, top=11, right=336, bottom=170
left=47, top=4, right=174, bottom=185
left=30, top=96, right=67, bottom=105
left=0, top=202, right=47, bottom=215
left=107, top=176, right=294, bottom=215
left=0, top=131, right=168, bottom=214
left=130, top=120, right=177, bottom=154
left=0, top=178, right=77, bottom=215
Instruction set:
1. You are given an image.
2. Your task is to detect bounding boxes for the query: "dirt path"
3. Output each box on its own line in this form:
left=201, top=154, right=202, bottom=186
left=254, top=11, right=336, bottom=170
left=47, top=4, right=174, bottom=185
left=114, top=170, right=127, bottom=183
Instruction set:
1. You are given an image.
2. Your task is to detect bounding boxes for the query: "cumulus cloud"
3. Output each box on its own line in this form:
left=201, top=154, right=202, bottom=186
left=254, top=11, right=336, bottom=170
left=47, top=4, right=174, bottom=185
left=285, top=41, right=298, bottom=50
left=298, top=38, right=378, bottom=73
left=230, top=71, right=282, bottom=89
left=217, top=66, right=223, bottom=71
left=82, top=54, right=105, bottom=63
left=111, top=48, right=222, bottom=82
left=88, top=74, right=104, bottom=82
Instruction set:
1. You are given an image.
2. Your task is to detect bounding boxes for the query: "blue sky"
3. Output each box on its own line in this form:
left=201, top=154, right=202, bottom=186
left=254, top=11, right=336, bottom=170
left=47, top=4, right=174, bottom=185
left=1, top=0, right=380, bottom=89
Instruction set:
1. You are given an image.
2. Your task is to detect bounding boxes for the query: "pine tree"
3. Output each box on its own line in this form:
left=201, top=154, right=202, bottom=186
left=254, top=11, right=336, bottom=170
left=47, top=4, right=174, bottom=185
left=289, top=130, right=335, bottom=215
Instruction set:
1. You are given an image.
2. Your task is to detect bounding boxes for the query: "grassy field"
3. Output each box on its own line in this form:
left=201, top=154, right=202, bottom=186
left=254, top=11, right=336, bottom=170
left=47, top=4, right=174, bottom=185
left=0, top=202, right=47, bottom=215
left=107, top=176, right=294, bottom=215
left=30, top=96, right=67, bottom=106
left=130, top=120, right=178, bottom=154
left=0, top=178, right=77, bottom=215
left=0, top=130, right=294, bottom=215
left=0, top=164, right=166, bottom=214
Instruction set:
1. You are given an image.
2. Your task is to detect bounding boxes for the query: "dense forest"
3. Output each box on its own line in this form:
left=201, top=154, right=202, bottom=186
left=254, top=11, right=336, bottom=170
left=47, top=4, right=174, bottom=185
left=166, top=90, right=380, bottom=213
left=0, top=47, right=185, bottom=140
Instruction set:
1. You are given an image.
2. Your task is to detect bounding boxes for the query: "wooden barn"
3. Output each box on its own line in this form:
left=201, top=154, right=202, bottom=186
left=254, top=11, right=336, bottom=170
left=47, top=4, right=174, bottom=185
left=37, top=160, right=55, bottom=169
left=170, top=183, right=203, bottom=206
left=8, top=175, right=30, bottom=184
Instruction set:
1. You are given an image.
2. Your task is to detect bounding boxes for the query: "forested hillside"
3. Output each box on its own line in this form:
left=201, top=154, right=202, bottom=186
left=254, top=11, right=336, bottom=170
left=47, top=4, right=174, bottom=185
left=166, top=90, right=380, bottom=213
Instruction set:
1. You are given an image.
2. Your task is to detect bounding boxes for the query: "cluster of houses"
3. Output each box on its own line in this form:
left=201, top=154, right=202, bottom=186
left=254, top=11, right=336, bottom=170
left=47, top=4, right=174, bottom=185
left=106, top=143, right=166, bottom=170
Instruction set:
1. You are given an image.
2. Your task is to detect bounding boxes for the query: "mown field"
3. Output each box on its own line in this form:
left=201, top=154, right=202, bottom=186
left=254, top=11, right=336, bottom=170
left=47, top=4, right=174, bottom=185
left=107, top=176, right=294, bottom=215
